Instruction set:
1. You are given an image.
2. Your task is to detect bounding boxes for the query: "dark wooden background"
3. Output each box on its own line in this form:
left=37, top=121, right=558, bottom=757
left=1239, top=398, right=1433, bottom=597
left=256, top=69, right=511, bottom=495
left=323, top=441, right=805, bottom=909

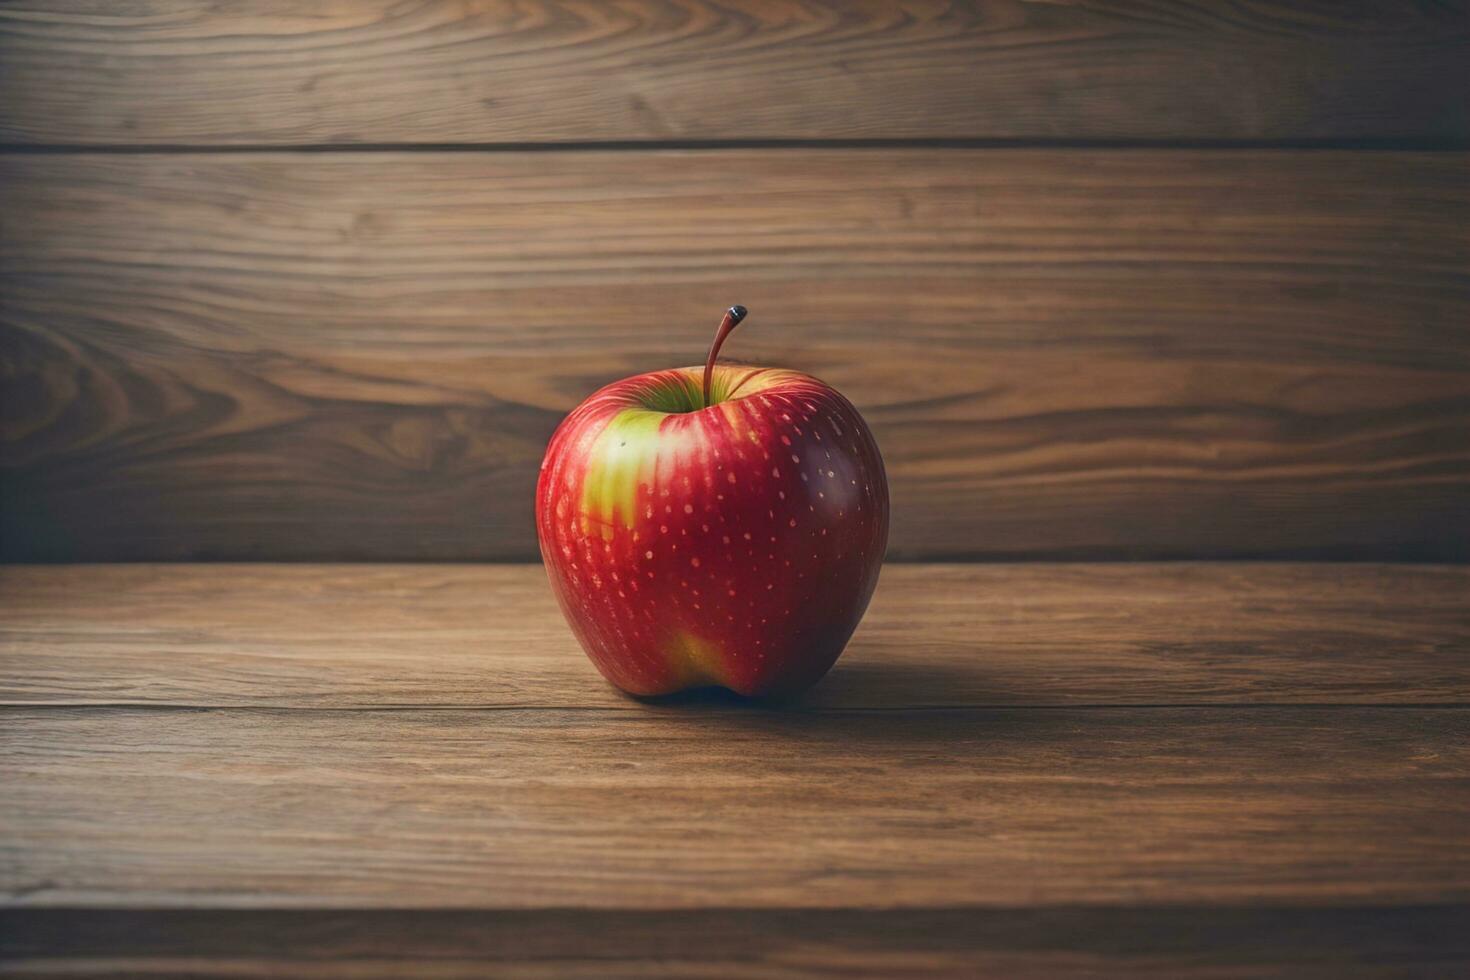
left=2, top=0, right=1467, bottom=563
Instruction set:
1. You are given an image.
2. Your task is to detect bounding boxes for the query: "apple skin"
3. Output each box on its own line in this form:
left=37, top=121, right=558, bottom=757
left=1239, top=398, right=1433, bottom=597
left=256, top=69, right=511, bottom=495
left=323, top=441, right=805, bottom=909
left=536, top=364, right=888, bottom=697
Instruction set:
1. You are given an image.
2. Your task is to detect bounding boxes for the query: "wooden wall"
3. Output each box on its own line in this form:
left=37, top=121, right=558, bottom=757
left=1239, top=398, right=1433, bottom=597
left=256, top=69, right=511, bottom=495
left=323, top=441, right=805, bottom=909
left=2, top=1, right=1467, bottom=562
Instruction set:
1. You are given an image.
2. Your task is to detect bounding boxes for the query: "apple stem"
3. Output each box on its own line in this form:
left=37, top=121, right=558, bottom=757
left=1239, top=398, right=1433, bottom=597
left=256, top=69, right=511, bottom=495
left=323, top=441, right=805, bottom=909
left=702, top=305, right=748, bottom=408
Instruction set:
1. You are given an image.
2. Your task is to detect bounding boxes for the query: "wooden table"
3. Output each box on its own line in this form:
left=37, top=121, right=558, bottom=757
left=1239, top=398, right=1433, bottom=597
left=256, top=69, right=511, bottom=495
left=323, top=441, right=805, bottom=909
left=3, top=562, right=1468, bottom=976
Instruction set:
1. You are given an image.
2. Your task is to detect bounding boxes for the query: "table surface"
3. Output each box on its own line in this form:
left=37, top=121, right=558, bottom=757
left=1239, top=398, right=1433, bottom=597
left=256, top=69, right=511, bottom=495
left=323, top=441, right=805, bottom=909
left=2, top=562, right=1468, bottom=977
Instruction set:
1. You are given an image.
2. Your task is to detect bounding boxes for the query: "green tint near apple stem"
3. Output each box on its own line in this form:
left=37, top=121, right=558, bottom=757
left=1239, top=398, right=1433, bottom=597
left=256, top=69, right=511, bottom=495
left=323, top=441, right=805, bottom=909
left=578, top=408, right=667, bottom=537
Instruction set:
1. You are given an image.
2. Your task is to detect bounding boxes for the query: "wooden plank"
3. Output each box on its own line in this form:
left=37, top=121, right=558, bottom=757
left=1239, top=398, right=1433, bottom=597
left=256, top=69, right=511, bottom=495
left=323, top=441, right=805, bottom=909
left=0, top=1, right=1465, bottom=145
left=4, top=905, right=1468, bottom=978
left=2, top=563, right=1468, bottom=709
left=2, top=150, right=1467, bottom=562
left=2, top=704, right=1467, bottom=909
left=3, top=562, right=1467, bottom=971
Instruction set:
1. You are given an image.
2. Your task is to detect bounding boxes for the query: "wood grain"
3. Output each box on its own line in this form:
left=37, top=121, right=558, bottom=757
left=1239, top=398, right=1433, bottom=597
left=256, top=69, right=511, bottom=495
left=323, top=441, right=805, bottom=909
left=2, top=562, right=1468, bottom=973
left=2, top=704, right=1467, bottom=911
left=0, top=0, right=1465, bottom=146
left=3, top=150, right=1467, bottom=562
left=3, top=563, right=1468, bottom=709
left=4, top=905, right=1469, bottom=978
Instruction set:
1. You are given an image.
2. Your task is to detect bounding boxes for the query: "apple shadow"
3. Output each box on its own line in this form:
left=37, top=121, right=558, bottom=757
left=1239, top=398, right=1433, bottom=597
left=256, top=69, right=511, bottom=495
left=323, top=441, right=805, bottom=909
left=803, top=656, right=1013, bottom=710
left=624, top=651, right=1071, bottom=747
left=632, top=656, right=1006, bottom=711
left=633, top=686, right=770, bottom=709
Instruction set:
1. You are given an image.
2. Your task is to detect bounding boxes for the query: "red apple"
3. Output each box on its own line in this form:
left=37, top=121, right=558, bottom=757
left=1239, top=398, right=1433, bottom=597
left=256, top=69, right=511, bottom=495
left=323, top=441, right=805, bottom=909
left=536, top=306, right=889, bottom=697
